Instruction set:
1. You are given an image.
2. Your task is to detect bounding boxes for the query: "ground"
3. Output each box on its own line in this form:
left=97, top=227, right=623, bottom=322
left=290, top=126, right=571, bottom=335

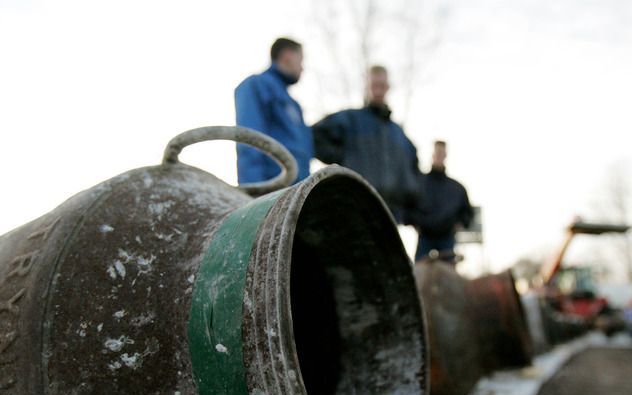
left=537, top=347, right=632, bottom=395
left=471, top=332, right=632, bottom=395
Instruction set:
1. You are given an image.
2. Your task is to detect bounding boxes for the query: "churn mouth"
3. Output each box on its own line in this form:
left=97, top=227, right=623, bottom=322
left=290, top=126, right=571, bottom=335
left=287, top=170, right=426, bottom=394
left=242, top=167, right=426, bottom=394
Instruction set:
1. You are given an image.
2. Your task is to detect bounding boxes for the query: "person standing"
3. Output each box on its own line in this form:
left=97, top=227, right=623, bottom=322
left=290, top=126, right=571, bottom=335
left=235, top=37, right=312, bottom=184
left=416, top=141, right=473, bottom=262
left=312, top=65, right=423, bottom=225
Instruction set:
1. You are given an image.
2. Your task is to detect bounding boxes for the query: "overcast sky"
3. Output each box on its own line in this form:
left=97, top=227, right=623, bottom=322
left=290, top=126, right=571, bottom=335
left=1, top=0, right=630, bottom=275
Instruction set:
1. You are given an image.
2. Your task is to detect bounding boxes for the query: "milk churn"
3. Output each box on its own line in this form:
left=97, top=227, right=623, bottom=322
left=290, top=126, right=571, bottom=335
left=0, top=126, right=427, bottom=394
left=413, top=259, right=532, bottom=395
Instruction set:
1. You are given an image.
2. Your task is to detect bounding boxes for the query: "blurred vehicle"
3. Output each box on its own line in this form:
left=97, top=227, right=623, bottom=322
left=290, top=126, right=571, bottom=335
left=522, top=220, right=629, bottom=353
left=547, top=266, right=609, bottom=320
left=533, top=220, right=630, bottom=345
left=541, top=221, right=628, bottom=322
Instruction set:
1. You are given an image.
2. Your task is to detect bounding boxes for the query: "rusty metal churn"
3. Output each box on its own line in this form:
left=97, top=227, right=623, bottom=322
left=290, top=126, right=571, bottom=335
left=0, top=127, right=427, bottom=395
left=413, top=258, right=532, bottom=395
left=465, top=270, right=532, bottom=372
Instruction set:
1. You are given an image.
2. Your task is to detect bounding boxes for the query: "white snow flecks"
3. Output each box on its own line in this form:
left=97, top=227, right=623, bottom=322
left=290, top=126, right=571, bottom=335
left=107, top=265, right=117, bottom=280
left=215, top=344, right=228, bottom=353
left=130, top=312, right=155, bottom=327
left=187, top=274, right=195, bottom=284
left=77, top=322, right=88, bottom=337
left=103, top=335, right=134, bottom=352
left=243, top=291, right=253, bottom=310
left=113, top=309, right=127, bottom=319
left=97, top=323, right=103, bottom=332
left=118, top=249, right=134, bottom=262
left=120, top=352, right=142, bottom=369
left=107, top=338, right=160, bottom=372
left=99, top=224, right=114, bottom=233
left=148, top=200, right=175, bottom=217
left=108, top=361, right=122, bottom=371
left=142, top=175, right=154, bottom=188
left=104, top=336, right=134, bottom=352
left=107, top=259, right=126, bottom=280
left=136, top=254, right=155, bottom=268
left=114, top=260, right=126, bottom=278
left=155, top=232, right=174, bottom=242
left=117, top=249, right=155, bottom=271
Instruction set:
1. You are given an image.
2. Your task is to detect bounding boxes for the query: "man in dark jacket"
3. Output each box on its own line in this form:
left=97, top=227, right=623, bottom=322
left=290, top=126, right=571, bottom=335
left=235, top=37, right=313, bottom=184
left=416, top=140, right=473, bottom=262
left=312, top=65, right=423, bottom=224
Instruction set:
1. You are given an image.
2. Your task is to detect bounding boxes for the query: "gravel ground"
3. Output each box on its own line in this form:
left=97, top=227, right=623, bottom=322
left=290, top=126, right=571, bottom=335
left=537, top=347, right=632, bottom=395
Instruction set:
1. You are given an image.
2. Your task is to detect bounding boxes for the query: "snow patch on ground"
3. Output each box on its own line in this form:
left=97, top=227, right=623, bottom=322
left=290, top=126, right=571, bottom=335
left=470, top=332, right=632, bottom=395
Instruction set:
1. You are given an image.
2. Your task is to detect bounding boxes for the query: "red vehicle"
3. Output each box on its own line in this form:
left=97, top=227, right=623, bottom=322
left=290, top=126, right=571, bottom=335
left=540, top=220, right=629, bottom=322
left=548, top=266, right=609, bottom=318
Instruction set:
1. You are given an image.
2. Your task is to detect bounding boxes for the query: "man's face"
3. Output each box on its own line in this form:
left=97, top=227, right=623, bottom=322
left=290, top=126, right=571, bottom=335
left=278, top=48, right=304, bottom=81
left=367, top=71, right=390, bottom=105
left=432, top=145, right=447, bottom=167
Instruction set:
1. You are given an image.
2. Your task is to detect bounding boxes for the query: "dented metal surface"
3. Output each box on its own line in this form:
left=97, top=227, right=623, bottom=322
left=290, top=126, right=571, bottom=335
left=413, top=260, right=533, bottom=395
left=0, top=127, right=427, bottom=394
left=0, top=164, right=249, bottom=393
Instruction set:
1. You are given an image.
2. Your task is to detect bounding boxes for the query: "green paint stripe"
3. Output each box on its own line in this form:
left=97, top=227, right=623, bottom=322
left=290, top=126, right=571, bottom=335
left=188, top=192, right=280, bottom=395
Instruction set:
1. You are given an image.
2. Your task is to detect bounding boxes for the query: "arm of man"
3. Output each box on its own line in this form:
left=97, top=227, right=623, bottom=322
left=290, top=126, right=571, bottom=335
left=458, top=187, right=474, bottom=229
left=312, top=112, right=347, bottom=164
left=235, top=78, right=273, bottom=184
left=402, top=140, right=426, bottom=227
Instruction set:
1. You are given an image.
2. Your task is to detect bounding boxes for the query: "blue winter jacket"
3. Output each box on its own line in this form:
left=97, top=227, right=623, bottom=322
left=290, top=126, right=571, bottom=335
left=312, top=106, right=424, bottom=224
left=417, top=167, right=473, bottom=238
left=234, top=64, right=313, bottom=184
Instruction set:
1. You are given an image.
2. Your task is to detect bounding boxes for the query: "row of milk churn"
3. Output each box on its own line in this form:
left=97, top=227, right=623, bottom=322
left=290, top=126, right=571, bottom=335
left=0, top=126, right=534, bottom=395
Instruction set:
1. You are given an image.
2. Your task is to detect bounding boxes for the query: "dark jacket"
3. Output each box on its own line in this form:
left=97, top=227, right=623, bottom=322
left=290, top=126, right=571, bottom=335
left=235, top=63, right=313, bottom=184
left=418, top=167, right=473, bottom=238
left=312, top=105, right=423, bottom=224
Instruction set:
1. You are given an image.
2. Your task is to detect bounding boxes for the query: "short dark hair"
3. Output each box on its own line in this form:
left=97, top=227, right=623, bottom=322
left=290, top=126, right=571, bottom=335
left=270, top=38, right=302, bottom=61
left=434, top=140, right=447, bottom=148
left=369, top=65, right=388, bottom=75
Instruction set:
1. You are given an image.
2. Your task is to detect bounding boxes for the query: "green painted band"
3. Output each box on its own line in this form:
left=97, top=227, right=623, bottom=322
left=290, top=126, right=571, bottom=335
left=188, top=192, right=280, bottom=395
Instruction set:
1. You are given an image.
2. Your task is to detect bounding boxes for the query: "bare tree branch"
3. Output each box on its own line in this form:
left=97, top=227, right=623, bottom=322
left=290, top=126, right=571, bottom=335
left=307, top=0, right=449, bottom=119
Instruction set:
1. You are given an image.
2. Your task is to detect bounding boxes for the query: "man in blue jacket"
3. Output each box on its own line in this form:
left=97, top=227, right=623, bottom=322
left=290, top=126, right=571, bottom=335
left=415, top=140, right=473, bottom=262
left=235, top=37, right=313, bottom=184
left=312, top=65, right=423, bottom=225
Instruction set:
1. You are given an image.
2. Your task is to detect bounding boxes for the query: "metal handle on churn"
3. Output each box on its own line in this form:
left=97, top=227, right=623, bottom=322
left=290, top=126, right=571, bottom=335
left=163, top=126, right=298, bottom=196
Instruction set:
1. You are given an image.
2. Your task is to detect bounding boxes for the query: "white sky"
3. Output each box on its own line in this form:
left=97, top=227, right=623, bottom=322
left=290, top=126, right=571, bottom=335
left=1, top=0, right=631, bottom=275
